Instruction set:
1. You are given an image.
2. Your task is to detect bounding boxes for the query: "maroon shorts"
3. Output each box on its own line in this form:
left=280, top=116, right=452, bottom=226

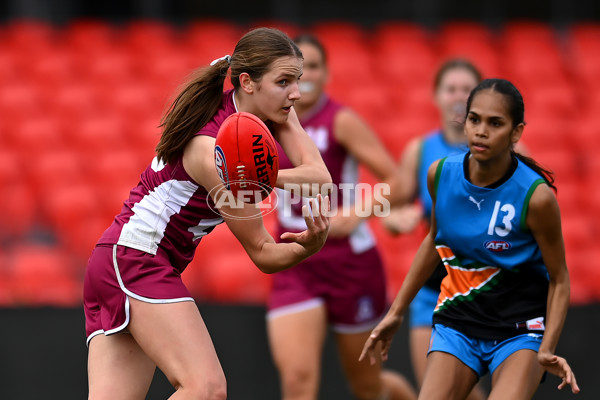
left=267, top=245, right=387, bottom=333
left=83, top=244, right=194, bottom=345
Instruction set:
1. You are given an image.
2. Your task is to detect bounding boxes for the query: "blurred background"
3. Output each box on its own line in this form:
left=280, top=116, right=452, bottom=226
left=0, top=0, right=598, bottom=399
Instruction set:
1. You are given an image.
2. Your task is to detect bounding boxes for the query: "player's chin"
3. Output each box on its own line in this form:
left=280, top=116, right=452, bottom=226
left=271, top=108, right=291, bottom=123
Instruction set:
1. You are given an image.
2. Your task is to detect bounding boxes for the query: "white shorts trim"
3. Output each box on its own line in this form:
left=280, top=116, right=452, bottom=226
left=266, top=298, right=324, bottom=320
left=112, top=244, right=195, bottom=304
left=331, top=310, right=385, bottom=334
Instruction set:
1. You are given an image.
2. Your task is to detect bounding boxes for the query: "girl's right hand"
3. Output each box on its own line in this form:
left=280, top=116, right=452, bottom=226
left=538, top=351, right=580, bottom=394
left=280, top=194, right=330, bottom=256
left=359, top=313, right=404, bottom=366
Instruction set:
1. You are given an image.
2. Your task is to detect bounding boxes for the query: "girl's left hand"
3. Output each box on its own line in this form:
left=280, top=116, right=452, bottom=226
left=538, top=351, right=580, bottom=394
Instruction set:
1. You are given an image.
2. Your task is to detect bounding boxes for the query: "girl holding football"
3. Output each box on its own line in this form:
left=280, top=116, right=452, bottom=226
left=85, top=27, right=331, bottom=400
left=360, top=78, right=579, bottom=399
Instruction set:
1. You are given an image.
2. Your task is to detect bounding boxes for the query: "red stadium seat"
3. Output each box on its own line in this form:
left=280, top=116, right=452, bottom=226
left=185, top=224, right=271, bottom=303
left=122, top=19, right=178, bottom=56
left=46, top=81, right=101, bottom=120
left=7, top=114, right=67, bottom=162
left=183, top=20, right=241, bottom=66
left=42, top=182, right=105, bottom=259
left=567, top=248, right=600, bottom=304
left=68, top=113, right=127, bottom=157
left=436, top=22, right=501, bottom=78
left=310, top=20, right=369, bottom=46
left=79, top=45, right=136, bottom=86
left=3, top=19, right=57, bottom=54
left=0, top=150, right=36, bottom=239
left=27, top=150, right=86, bottom=200
left=0, top=82, right=44, bottom=121
left=8, top=243, right=83, bottom=306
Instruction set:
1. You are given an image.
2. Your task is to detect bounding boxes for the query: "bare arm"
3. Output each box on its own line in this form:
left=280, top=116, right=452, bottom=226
left=272, top=107, right=332, bottom=195
left=184, top=135, right=330, bottom=274
left=526, top=184, right=579, bottom=393
left=360, top=160, right=442, bottom=364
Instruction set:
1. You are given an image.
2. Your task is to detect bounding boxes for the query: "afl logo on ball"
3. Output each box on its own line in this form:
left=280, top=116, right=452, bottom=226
left=484, top=240, right=511, bottom=252
left=214, top=145, right=230, bottom=190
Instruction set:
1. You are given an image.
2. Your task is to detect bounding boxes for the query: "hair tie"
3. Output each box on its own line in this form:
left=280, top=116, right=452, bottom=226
left=210, top=55, right=231, bottom=66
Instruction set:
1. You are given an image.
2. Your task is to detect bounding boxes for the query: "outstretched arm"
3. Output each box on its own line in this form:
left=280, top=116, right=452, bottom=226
left=527, top=184, right=579, bottom=394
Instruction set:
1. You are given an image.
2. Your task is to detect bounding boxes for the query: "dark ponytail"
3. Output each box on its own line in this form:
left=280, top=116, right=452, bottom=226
left=466, top=78, right=556, bottom=192
left=156, top=61, right=229, bottom=164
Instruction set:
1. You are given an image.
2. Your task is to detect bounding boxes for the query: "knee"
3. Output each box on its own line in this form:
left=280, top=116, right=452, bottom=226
left=280, top=365, right=317, bottom=396
left=175, top=373, right=227, bottom=400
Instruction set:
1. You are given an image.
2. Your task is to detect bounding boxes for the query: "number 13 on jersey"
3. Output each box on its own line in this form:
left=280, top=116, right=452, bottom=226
left=487, top=200, right=515, bottom=237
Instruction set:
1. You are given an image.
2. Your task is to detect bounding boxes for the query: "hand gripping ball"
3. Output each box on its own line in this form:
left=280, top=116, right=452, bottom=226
left=214, top=112, right=279, bottom=203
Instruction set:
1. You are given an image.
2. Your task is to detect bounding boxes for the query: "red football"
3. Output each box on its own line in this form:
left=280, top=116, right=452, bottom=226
left=214, top=112, right=279, bottom=203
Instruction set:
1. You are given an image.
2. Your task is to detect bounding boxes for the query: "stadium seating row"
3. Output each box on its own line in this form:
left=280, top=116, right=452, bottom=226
left=0, top=19, right=598, bottom=306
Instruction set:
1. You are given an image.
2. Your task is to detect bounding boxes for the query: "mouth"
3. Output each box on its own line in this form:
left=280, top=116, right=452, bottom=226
left=471, top=142, right=488, bottom=152
left=282, top=105, right=292, bottom=113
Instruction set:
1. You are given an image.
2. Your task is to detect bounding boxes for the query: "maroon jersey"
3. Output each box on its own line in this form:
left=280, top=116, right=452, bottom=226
left=98, top=90, right=239, bottom=271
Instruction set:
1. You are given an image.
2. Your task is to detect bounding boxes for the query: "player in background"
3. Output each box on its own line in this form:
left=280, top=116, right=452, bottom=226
left=85, top=28, right=331, bottom=400
left=267, top=34, right=417, bottom=400
left=384, top=59, right=486, bottom=399
left=361, top=78, right=579, bottom=399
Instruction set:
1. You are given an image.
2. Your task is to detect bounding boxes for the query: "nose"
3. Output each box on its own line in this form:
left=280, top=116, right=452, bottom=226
left=289, top=82, right=301, bottom=101
left=475, top=124, right=488, bottom=137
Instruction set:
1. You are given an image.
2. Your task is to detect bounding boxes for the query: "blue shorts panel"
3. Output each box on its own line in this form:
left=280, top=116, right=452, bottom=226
left=487, top=332, right=543, bottom=374
left=428, top=324, right=543, bottom=377
left=408, top=286, right=439, bottom=328
left=428, top=324, right=486, bottom=376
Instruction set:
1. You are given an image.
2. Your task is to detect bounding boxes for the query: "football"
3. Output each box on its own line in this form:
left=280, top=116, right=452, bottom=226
left=214, top=112, right=279, bottom=203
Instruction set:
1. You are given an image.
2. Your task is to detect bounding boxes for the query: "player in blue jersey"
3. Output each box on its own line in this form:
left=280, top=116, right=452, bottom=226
left=361, top=78, right=579, bottom=399
left=383, top=60, right=485, bottom=399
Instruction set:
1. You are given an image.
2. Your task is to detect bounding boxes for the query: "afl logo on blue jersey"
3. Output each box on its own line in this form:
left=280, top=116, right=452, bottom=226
left=214, top=145, right=230, bottom=190
left=484, top=240, right=511, bottom=252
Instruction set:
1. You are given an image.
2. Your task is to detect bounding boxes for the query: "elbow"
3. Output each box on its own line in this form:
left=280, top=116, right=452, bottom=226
left=320, top=168, right=333, bottom=186
left=255, top=263, right=278, bottom=274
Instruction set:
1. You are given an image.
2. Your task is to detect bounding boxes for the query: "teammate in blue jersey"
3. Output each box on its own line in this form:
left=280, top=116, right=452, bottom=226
left=361, top=78, right=579, bottom=399
left=383, top=60, right=485, bottom=400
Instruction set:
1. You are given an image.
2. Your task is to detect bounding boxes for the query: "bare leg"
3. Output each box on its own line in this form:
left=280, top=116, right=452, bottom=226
left=411, top=327, right=486, bottom=400
left=418, top=351, right=478, bottom=400
left=267, top=305, right=328, bottom=400
left=127, top=298, right=227, bottom=400
left=409, top=326, right=431, bottom=387
left=488, top=350, right=544, bottom=400
left=88, top=332, right=156, bottom=400
left=335, top=330, right=417, bottom=400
